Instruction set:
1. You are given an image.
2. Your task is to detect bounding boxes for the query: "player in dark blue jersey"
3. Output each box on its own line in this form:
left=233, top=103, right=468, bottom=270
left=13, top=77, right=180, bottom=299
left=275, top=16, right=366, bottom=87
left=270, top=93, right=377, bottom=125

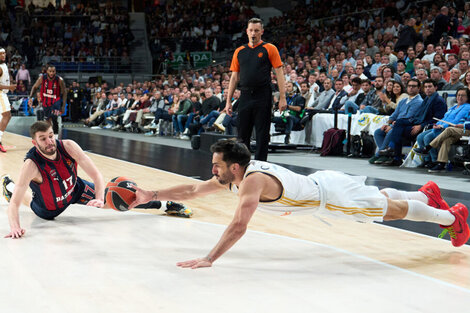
left=2, top=121, right=193, bottom=239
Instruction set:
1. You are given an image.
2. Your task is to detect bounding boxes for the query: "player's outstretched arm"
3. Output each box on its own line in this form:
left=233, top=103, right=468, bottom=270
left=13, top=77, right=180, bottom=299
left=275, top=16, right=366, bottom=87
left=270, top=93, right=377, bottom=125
left=129, top=176, right=225, bottom=209
left=5, top=161, right=38, bottom=239
left=177, top=174, right=262, bottom=269
left=63, top=140, right=105, bottom=207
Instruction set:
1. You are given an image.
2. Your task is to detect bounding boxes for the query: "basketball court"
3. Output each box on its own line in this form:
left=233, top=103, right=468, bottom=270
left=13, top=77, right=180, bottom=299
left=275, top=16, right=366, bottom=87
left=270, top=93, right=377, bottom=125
left=1, top=130, right=470, bottom=312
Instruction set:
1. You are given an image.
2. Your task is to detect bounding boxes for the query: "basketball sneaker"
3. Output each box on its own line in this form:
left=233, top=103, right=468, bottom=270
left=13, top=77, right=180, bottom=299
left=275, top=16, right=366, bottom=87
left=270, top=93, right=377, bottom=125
left=439, top=203, right=470, bottom=247
left=418, top=181, right=449, bottom=210
left=165, top=201, right=193, bottom=218
left=0, top=142, right=6, bottom=153
left=1, top=174, right=14, bottom=202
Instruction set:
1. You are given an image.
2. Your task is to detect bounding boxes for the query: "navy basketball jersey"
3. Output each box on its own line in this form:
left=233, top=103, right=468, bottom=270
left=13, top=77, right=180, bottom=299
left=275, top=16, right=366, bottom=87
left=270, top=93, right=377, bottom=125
left=25, top=140, right=78, bottom=211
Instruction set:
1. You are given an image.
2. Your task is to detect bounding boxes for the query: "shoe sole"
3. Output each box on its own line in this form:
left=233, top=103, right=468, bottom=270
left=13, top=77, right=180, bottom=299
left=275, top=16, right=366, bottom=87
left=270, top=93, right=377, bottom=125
left=1, top=175, right=12, bottom=202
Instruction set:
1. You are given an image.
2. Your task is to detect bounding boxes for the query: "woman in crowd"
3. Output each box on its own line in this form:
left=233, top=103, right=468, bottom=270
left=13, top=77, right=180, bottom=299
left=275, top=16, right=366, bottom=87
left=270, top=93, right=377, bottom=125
left=378, top=80, right=406, bottom=115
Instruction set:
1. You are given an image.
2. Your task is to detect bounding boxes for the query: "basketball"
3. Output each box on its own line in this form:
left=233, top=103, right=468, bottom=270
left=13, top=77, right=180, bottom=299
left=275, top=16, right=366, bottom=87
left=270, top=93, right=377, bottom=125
left=105, top=177, right=137, bottom=211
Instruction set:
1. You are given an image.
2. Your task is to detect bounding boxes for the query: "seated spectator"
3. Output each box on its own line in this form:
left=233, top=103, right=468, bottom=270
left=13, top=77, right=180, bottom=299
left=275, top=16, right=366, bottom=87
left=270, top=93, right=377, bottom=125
left=103, top=93, right=123, bottom=129
left=462, top=71, right=470, bottom=89
left=144, top=91, right=172, bottom=135
left=86, top=92, right=109, bottom=127
left=326, top=79, right=348, bottom=111
left=338, top=77, right=365, bottom=113
left=172, top=92, right=192, bottom=136
left=442, top=68, right=464, bottom=92
left=180, top=93, right=202, bottom=139
left=414, top=87, right=470, bottom=171
left=426, top=116, right=470, bottom=172
left=300, top=78, right=335, bottom=125
left=197, top=88, right=221, bottom=133
left=221, top=89, right=240, bottom=136
left=378, top=80, right=406, bottom=115
left=430, top=67, right=447, bottom=90
left=272, top=82, right=305, bottom=144
left=372, top=79, right=424, bottom=165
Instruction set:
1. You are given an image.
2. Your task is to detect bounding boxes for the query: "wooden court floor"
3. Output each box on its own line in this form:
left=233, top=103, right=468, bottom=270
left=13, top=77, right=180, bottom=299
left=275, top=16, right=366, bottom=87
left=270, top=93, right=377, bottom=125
left=1, top=131, right=470, bottom=312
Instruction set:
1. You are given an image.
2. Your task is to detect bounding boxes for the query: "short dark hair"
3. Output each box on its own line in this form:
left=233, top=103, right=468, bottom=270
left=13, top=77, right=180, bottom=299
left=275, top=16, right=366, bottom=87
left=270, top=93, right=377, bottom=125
left=30, top=121, right=52, bottom=138
left=456, top=86, right=470, bottom=99
left=423, top=78, right=437, bottom=87
left=248, top=18, right=263, bottom=27
left=408, top=78, right=421, bottom=88
left=210, top=139, right=251, bottom=167
left=362, top=79, right=371, bottom=85
left=351, top=77, right=362, bottom=85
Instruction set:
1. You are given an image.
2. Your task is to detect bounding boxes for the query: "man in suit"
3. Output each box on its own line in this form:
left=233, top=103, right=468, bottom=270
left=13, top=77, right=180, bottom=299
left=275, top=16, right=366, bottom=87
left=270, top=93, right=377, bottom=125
left=378, top=79, right=446, bottom=165
left=373, top=78, right=424, bottom=165
left=328, top=79, right=348, bottom=111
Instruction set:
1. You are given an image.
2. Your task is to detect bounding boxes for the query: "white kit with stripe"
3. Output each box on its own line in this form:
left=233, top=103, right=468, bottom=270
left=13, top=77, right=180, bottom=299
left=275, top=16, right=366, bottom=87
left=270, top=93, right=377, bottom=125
left=230, top=161, right=387, bottom=222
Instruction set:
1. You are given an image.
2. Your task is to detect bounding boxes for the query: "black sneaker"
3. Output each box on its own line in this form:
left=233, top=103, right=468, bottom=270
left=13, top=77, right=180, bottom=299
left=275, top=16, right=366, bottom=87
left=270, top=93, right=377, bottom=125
left=413, top=146, right=431, bottom=155
left=1, top=174, right=14, bottom=202
left=428, top=162, right=446, bottom=173
left=165, top=201, right=193, bottom=218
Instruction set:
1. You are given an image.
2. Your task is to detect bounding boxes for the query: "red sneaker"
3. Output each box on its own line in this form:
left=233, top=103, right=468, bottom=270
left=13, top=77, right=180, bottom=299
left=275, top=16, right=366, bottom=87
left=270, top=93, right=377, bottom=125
left=419, top=181, right=449, bottom=210
left=0, top=142, right=6, bottom=153
left=442, top=203, right=470, bottom=247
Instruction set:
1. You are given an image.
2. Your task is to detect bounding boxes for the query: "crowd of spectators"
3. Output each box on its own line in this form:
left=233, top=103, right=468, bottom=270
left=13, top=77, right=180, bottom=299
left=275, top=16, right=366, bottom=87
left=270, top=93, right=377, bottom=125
left=1, top=1, right=133, bottom=71
left=145, top=0, right=256, bottom=72
left=5, top=1, right=470, bottom=175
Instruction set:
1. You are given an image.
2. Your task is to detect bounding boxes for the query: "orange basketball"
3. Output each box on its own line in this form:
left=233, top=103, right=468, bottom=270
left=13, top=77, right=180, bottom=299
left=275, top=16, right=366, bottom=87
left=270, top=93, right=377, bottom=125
left=105, top=177, right=137, bottom=211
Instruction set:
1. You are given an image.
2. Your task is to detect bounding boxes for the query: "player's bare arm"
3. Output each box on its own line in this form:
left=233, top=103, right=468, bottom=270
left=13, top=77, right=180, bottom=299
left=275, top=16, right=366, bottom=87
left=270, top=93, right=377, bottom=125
left=29, top=76, right=43, bottom=98
left=130, top=176, right=225, bottom=209
left=63, top=140, right=105, bottom=207
left=59, top=77, right=67, bottom=111
left=177, top=173, right=264, bottom=269
left=5, top=160, right=41, bottom=239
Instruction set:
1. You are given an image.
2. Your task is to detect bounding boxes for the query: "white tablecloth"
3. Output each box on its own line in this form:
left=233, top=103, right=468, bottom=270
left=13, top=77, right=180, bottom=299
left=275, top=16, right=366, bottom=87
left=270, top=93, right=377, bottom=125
left=270, top=113, right=389, bottom=147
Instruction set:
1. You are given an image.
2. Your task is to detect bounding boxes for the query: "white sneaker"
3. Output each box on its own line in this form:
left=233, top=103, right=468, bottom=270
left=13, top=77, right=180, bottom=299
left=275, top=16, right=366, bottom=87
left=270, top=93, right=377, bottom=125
left=104, top=124, right=113, bottom=129
left=91, top=126, right=101, bottom=129
left=180, top=135, right=190, bottom=140
left=144, top=131, right=154, bottom=136
left=144, top=122, right=156, bottom=129
left=214, top=122, right=225, bottom=132
left=183, top=128, right=190, bottom=135
left=124, top=122, right=133, bottom=128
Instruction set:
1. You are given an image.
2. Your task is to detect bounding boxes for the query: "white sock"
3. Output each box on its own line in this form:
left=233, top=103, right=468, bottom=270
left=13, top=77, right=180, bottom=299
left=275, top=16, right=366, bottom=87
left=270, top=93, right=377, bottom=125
left=6, top=181, right=14, bottom=193
left=0, top=130, right=3, bottom=141
left=405, top=200, right=455, bottom=226
left=382, top=188, right=428, bottom=203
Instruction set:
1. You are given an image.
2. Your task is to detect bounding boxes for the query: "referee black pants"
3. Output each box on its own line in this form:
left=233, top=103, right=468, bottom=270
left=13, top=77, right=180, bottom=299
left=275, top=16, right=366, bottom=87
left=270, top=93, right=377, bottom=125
left=237, top=86, right=272, bottom=161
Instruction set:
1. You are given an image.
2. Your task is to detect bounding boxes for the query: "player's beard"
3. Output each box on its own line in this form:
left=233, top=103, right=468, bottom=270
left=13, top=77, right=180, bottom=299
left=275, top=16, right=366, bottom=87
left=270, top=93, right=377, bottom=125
left=37, top=142, right=57, bottom=156
left=216, top=171, right=235, bottom=185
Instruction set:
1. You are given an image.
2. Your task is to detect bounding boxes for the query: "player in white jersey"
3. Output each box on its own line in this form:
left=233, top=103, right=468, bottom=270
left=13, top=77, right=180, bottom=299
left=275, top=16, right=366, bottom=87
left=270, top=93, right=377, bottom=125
left=0, top=48, right=17, bottom=152
left=130, top=140, right=470, bottom=269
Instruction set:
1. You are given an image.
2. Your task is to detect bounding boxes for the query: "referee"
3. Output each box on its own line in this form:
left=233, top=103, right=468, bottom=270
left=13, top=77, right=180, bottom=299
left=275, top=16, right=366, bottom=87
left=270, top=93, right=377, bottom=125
left=225, top=18, right=286, bottom=161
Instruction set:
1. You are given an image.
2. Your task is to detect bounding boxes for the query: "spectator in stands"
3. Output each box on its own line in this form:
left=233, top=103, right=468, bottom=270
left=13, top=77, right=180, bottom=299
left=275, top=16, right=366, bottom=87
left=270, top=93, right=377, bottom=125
left=338, top=77, right=365, bottom=113
left=86, top=92, right=109, bottom=127
left=272, top=82, right=305, bottom=144
left=180, top=93, right=202, bottom=139
left=300, top=78, right=335, bottom=126
left=439, top=60, right=451, bottom=82
left=430, top=67, right=447, bottom=90
left=395, top=18, right=421, bottom=53
left=221, top=89, right=240, bottom=136
left=327, top=79, right=348, bottom=111
left=426, top=116, right=470, bottom=173
left=443, top=68, right=464, bottom=92
left=414, top=87, right=470, bottom=171
left=370, top=52, right=382, bottom=78
left=15, top=64, right=30, bottom=89
left=372, top=79, right=423, bottom=165
left=378, top=80, right=406, bottom=115
left=422, top=44, right=436, bottom=63
left=433, top=7, right=450, bottom=44
left=415, top=69, right=429, bottom=85
left=198, top=88, right=222, bottom=133
left=172, top=92, right=192, bottom=137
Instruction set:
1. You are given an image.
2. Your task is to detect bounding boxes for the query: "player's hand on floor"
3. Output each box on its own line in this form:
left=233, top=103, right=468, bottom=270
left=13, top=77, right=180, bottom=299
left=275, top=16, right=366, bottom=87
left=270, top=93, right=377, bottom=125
left=87, top=199, right=104, bottom=208
left=5, top=227, right=25, bottom=239
left=128, top=186, right=154, bottom=209
left=177, top=257, right=212, bottom=269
